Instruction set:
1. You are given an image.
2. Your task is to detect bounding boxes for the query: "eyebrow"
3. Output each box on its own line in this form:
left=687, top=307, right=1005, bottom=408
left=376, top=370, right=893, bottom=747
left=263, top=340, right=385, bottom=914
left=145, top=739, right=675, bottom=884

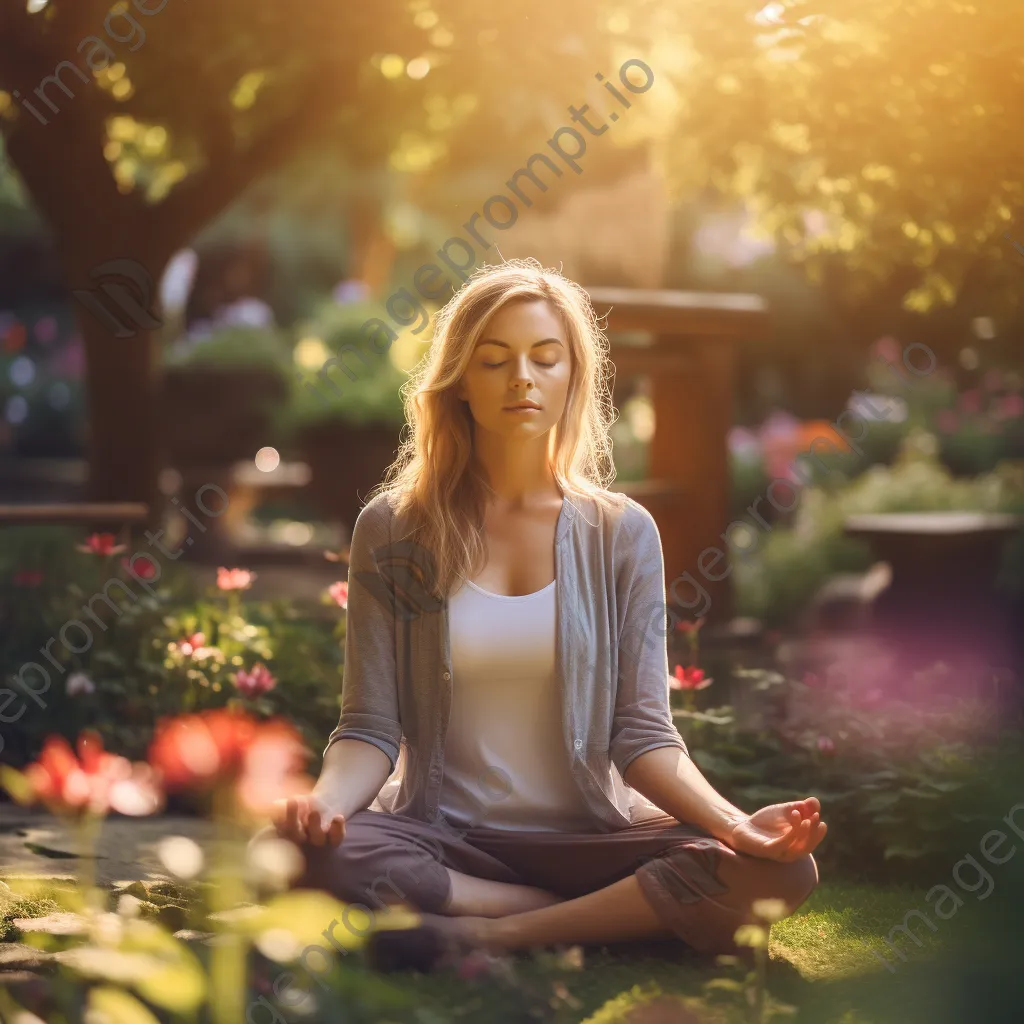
left=475, top=337, right=564, bottom=349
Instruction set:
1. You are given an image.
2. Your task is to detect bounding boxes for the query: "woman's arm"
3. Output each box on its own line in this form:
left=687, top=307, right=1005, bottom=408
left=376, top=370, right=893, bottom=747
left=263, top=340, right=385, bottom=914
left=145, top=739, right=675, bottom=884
left=273, top=497, right=402, bottom=847
left=626, top=747, right=827, bottom=861
left=624, top=745, right=744, bottom=839
left=613, top=505, right=827, bottom=861
left=609, top=506, right=690, bottom=775
left=313, top=737, right=393, bottom=819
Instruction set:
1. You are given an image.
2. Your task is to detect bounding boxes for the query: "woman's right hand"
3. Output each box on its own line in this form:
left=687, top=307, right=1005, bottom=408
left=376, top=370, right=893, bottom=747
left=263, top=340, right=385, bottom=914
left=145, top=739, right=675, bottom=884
left=271, top=793, right=346, bottom=847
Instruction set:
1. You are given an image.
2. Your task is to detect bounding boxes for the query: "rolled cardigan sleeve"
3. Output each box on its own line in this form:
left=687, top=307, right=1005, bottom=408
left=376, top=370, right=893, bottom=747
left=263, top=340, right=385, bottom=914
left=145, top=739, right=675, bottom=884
left=323, top=497, right=403, bottom=769
left=611, top=502, right=689, bottom=776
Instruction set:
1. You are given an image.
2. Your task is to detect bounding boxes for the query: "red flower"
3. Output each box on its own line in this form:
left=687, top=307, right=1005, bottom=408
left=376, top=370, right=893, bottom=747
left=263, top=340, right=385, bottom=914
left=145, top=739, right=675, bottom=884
left=76, top=533, right=126, bottom=556
left=816, top=735, right=836, bottom=756
left=122, top=555, right=158, bottom=579
left=13, top=569, right=44, bottom=587
left=148, top=709, right=309, bottom=816
left=217, top=567, right=256, bottom=591
left=148, top=709, right=258, bottom=791
left=671, top=665, right=712, bottom=691
left=233, top=663, right=277, bottom=699
left=802, top=672, right=821, bottom=688
left=676, top=617, right=705, bottom=635
left=327, top=581, right=349, bottom=609
left=22, top=731, right=162, bottom=817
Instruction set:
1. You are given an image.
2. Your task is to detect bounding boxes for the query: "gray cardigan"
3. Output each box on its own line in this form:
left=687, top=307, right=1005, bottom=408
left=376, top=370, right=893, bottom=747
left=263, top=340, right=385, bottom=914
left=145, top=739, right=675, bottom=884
left=325, top=488, right=689, bottom=831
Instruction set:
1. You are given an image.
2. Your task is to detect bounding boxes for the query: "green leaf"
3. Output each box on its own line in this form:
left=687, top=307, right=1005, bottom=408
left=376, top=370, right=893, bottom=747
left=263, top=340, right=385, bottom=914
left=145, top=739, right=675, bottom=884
left=87, top=986, right=162, bottom=1024
left=240, top=890, right=365, bottom=952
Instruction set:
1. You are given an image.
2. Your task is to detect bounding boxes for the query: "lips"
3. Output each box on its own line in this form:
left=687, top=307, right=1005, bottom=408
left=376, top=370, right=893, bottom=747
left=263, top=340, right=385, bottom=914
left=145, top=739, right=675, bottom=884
left=505, top=401, right=541, bottom=410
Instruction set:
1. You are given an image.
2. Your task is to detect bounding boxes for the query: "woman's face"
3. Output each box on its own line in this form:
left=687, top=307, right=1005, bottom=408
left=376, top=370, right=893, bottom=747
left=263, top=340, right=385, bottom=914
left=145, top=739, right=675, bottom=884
left=456, top=298, right=572, bottom=442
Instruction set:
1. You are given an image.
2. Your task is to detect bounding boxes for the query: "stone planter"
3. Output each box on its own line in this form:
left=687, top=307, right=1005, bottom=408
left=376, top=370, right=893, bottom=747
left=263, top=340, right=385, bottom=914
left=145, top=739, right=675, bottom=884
left=843, top=511, right=1024, bottom=686
left=158, top=367, right=288, bottom=467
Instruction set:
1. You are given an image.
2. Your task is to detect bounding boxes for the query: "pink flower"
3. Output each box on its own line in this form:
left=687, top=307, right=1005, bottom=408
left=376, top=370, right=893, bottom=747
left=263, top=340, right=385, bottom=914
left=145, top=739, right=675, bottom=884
left=122, top=555, right=158, bottom=579
left=676, top=616, right=705, bottom=635
left=999, top=394, right=1024, bottom=419
left=217, top=567, right=256, bottom=591
left=456, top=949, right=493, bottom=981
left=13, top=569, right=44, bottom=587
left=983, top=370, right=1004, bottom=392
left=873, top=336, right=901, bottom=364
left=328, top=581, right=349, bottom=609
left=76, top=533, right=126, bottom=556
left=816, top=735, right=836, bottom=756
left=671, top=665, right=712, bottom=691
left=66, top=672, right=95, bottom=697
left=235, top=719, right=311, bottom=816
left=178, top=632, right=206, bottom=658
left=959, top=389, right=981, bottom=414
left=233, top=663, right=277, bottom=699
left=802, top=672, right=820, bottom=688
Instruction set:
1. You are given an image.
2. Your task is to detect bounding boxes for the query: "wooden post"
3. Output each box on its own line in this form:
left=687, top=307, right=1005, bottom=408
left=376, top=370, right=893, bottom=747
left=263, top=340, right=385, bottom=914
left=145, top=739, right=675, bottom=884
left=585, top=287, right=768, bottom=626
left=648, top=334, right=736, bottom=622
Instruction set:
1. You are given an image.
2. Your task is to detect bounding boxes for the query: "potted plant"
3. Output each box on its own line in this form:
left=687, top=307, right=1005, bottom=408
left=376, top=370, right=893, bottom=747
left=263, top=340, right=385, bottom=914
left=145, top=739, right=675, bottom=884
left=159, top=325, right=292, bottom=467
left=278, top=305, right=408, bottom=531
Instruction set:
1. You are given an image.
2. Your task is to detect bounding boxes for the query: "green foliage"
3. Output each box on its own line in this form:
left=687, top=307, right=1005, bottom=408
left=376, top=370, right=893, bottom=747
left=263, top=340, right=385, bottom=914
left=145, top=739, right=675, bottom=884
left=278, top=302, right=409, bottom=431
left=0, top=528, right=344, bottom=767
left=162, top=326, right=293, bottom=373
left=734, top=433, right=1024, bottom=626
left=675, top=671, right=1024, bottom=884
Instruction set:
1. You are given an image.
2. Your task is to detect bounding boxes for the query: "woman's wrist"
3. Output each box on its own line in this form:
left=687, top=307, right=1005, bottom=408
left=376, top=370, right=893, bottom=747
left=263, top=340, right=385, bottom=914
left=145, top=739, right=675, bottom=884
left=704, top=805, right=747, bottom=843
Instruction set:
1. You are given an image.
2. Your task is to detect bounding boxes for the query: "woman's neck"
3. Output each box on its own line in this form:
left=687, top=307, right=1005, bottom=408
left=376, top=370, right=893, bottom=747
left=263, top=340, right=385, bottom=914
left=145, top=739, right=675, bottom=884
left=472, top=431, right=560, bottom=507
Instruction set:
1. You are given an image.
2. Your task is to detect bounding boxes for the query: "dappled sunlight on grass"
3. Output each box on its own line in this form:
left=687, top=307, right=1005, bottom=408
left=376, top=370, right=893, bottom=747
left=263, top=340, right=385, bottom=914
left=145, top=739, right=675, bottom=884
left=770, top=882, right=940, bottom=981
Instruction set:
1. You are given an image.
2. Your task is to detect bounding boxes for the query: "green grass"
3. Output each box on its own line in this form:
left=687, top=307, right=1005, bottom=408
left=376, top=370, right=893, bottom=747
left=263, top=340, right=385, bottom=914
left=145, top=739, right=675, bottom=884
left=770, top=880, right=937, bottom=981
left=383, top=881, right=942, bottom=1023
left=0, top=877, right=954, bottom=1023
left=0, top=877, right=65, bottom=941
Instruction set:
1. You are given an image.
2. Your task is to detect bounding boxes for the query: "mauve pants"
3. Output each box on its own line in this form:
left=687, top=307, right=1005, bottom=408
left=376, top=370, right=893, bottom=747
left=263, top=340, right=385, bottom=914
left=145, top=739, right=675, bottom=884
left=293, top=808, right=819, bottom=955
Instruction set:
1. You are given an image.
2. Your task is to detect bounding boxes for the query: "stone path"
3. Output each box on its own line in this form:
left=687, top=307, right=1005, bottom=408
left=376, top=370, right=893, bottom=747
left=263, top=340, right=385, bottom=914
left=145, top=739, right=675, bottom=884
left=0, top=808, right=218, bottom=887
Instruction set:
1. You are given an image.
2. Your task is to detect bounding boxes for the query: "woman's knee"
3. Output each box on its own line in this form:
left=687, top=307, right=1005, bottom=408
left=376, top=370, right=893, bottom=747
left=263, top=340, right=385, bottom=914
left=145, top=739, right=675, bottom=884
left=767, top=854, right=819, bottom=913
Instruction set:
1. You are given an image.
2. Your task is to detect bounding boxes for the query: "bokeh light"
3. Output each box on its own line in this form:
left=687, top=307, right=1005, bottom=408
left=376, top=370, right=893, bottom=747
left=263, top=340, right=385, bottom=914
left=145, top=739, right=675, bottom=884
left=254, top=446, right=281, bottom=472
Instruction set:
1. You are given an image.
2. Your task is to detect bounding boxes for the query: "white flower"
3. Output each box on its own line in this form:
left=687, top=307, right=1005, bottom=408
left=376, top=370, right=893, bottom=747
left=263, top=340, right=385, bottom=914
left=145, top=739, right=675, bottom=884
left=66, top=672, right=95, bottom=697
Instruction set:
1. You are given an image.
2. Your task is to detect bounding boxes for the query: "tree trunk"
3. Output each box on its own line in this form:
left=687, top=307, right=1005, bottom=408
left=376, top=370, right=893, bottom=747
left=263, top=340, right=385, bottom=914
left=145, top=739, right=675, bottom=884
left=76, top=310, right=161, bottom=523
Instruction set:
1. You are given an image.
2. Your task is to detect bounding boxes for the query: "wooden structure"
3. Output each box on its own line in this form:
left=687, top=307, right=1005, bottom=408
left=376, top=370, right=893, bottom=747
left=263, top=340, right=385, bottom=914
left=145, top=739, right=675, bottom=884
left=0, top=502, right=148, bottom=528
left=586, top=287, right=769, bottom=623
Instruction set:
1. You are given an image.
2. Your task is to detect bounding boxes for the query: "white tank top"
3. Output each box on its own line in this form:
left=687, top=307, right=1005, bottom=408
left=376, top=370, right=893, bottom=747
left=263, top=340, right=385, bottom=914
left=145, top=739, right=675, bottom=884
left=438, top=577, right=595, bottom=832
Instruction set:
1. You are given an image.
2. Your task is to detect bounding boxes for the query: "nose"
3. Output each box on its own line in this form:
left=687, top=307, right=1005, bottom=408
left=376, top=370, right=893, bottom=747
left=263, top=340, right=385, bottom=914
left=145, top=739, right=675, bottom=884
left=510, top=354, right=534, bottom=391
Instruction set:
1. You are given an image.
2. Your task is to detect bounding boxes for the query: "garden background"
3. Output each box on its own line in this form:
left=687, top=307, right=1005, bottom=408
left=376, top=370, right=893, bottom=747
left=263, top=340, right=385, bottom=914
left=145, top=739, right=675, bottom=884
left=0, top=1, right=1023, bottom=1022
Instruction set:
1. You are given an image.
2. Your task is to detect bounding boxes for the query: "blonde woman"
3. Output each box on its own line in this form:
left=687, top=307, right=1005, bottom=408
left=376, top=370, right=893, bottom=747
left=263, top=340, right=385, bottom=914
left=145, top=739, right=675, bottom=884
left=271, top=260, right=825, bottom=969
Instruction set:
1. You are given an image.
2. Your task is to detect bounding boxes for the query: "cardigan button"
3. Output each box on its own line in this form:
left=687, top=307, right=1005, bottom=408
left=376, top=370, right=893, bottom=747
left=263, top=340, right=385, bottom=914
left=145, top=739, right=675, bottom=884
left=442, top=671, right=451, bottom=681
left=574, top=738, right=583, bottom=751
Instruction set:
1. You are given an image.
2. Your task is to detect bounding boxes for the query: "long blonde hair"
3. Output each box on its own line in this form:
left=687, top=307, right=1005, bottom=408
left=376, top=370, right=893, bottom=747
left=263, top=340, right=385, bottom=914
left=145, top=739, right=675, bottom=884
left=370, top=259, right=622, bottom=596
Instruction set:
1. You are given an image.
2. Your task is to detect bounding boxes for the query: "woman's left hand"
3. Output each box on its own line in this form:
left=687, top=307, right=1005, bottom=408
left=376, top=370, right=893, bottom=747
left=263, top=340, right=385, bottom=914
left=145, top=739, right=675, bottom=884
left=723, top=797, right=827, bottom=861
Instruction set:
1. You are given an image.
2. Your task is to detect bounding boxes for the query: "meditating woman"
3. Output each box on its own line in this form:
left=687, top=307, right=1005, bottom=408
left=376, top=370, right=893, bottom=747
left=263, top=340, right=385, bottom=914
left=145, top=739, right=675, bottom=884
left=271, top=260, right=826, bottom=968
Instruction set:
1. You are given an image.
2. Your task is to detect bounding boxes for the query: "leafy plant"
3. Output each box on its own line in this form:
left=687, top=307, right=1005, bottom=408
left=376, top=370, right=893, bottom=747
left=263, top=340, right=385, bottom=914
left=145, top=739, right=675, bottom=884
left=675, top=669, right=1023, bottom=884
left=163, top=325, right=294, bottom=372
